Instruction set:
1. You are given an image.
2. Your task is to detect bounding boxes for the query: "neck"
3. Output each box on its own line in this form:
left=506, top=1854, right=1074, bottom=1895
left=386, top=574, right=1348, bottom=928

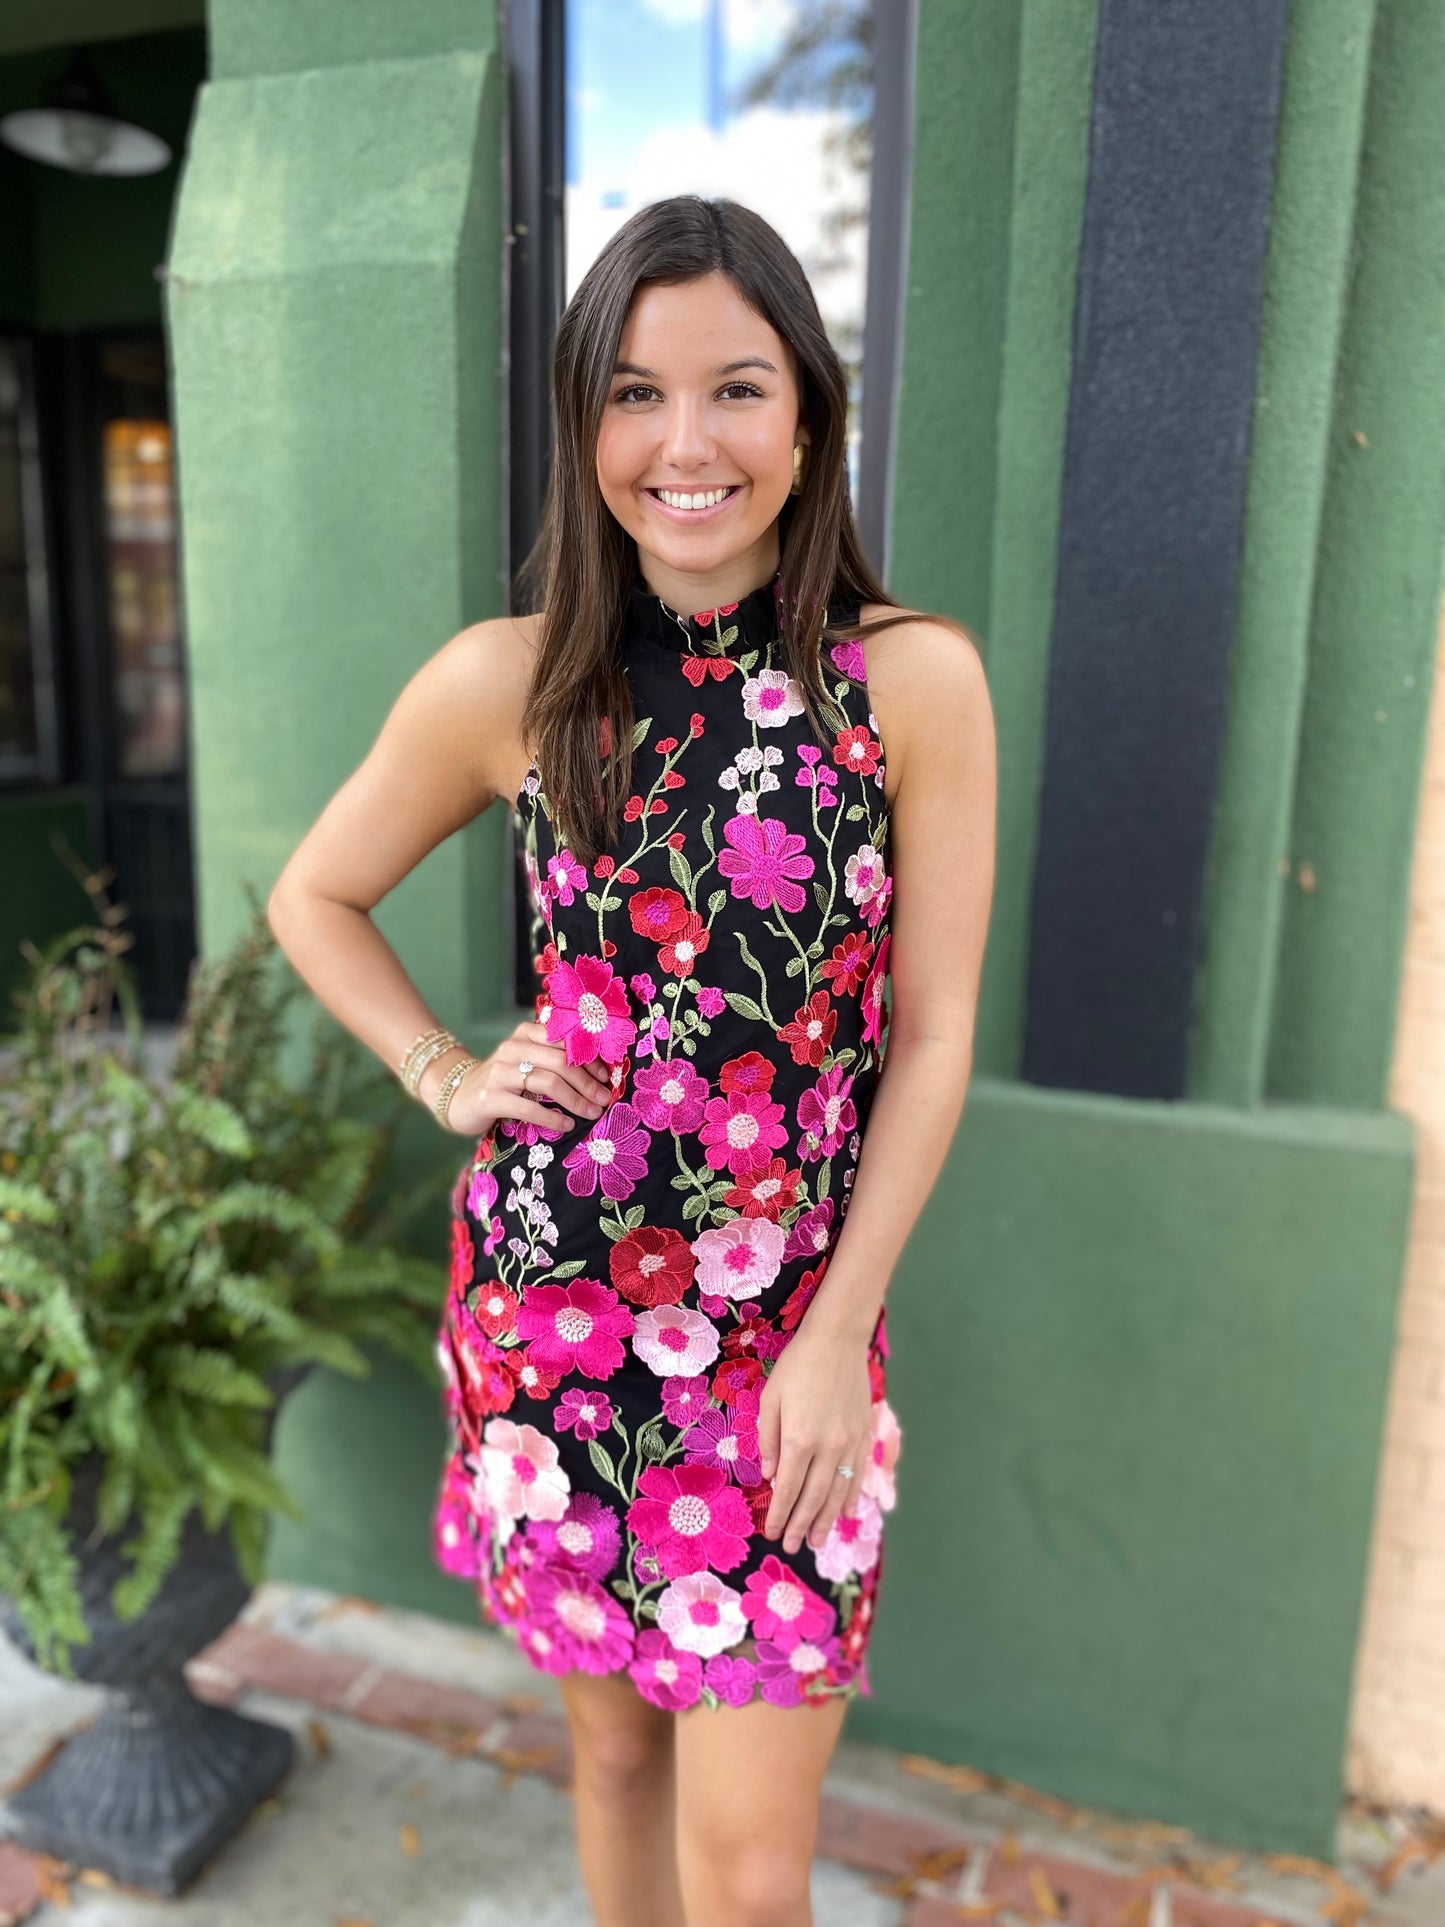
left=633, top=534, right=781, bottom=615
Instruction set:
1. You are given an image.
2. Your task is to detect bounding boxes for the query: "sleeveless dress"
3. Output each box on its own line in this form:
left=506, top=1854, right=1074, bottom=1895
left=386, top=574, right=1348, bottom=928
left=429, top=563, right=901, bottom=1712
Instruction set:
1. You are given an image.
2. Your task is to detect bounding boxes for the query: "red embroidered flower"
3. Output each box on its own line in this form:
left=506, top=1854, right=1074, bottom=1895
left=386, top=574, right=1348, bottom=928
left=658, top=911, right=709, bottom=977
left=833, top=723, right=881, bottom=776
left=712, top=1355, right=765, bottom=1405
left=609, top=1224, right=696, bottom=1307
left=777, top=992, right=836, bottom=1068
left=450, top=1217, right=475, bottom=1291
left=779, top=1262, right=827, bottom=1331
left=818, top=930, right=873, bottom=996
left=630, top=886, right=689, bottom=942
left=723, top=1158, right=801, bottom=1221
left=718, top=1050, right=775, bottom=1096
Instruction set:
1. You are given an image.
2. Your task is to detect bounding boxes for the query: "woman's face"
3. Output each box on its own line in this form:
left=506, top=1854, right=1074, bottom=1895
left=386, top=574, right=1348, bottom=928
left=595, top=270, right=809, bottom=606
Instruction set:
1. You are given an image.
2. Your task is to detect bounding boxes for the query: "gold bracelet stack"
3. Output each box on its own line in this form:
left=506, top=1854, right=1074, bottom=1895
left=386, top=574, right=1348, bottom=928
left=432, top=1054, right=483, bottom=1127
left=399, top=1025, right=461, bottom=1098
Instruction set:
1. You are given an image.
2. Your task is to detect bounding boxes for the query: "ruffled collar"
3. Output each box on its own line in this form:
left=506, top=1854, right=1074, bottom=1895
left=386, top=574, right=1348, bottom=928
left=625, top=565, right=783, bottom=656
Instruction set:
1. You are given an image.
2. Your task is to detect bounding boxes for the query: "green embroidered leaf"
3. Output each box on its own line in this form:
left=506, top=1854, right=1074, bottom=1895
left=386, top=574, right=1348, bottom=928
left=671, top=1173, right=694, bottom=1191
left=723, top=991, right=765, bottom=1021
left=813, top=882, right=830, bottom=914
left=623, top=1204, right=646, bottom=1229
left=639, top=1597, right=660, bottom=1619
left=668, top=844, right=694, bottom=893
left=785, top=956, right=805, bottom=977
left=805, top=940, right=823, bottom=958
left=680, top=1035, right=697, bottom=1055
left=541, top=1259, right=587, bottom=1280
left=694, top=1019, right=711, bottom=1037
left=832, top=1048, right=857, bottom=1069
left=846, top=803, right=866, bottom=821
left=701, top=806, right=717, bottom=856
left=707, top=888, right=726, bottom=917
left=631, top=715, right=652, bottom=749
left=588, top=1438, right=619, bottom=1485
left=585, top=891, right=603, bottom=911
left=682, top=1190, right=707, bottom=1221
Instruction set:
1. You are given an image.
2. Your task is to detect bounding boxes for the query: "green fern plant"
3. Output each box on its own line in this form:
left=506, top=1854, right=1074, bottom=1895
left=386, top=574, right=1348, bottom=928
left=0, top=869, right=455, bottom=1677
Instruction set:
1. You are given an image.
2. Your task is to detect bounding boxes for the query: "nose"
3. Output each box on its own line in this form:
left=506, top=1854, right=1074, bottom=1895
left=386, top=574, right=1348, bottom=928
left=655, top=393, right=718, bottom=471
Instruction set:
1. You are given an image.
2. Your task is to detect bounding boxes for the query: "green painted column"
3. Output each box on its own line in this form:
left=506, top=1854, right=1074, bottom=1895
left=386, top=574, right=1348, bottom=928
left=1193, top=0, right=1445, bottom=1110
left=889, top=0, right=1098, bottom=1080
left=166, top=0, right=508, bottom=1024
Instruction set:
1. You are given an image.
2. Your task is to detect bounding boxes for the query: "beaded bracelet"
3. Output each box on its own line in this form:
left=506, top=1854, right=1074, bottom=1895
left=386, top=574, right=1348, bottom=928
left=433, top=1054, right=483, bottom=1128
left=399, top=1026, right=462, bottom=1098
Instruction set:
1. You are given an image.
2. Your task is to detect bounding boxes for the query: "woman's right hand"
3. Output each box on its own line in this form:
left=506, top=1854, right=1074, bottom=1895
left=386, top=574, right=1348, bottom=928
left=427, top=1019, right=614, bottom=1140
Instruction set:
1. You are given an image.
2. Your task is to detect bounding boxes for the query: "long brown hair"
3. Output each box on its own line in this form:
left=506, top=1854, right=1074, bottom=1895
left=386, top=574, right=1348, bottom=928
left=514, top=193, right=915, bottom=868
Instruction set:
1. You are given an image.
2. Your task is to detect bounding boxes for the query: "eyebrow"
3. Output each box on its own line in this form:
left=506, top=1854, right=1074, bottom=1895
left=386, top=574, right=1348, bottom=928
left=611, top=357, right=779, bottom=379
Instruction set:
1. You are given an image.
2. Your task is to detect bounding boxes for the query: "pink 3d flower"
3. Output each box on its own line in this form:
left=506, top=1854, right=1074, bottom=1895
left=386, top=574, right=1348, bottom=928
left=811, top=1492, right=883, bottom=1583
left=627, top=1462, right=754, bottom=1577
left=864, top=1398, right=902, bottom=1510
left=525, top=1563, right=636, bottom=1675
left=628, top=1627, right=703, bottom=1710
left=515, top=1278, right=635, bottom=1380
left=698, top=1087, right=789, bottom=1176
left=562, top=1100, right=652, bottom=1201
left=716, top=812, right=815, bottom=914
left=632, top=1303, right=720, bottom=1378
left=690, top=1216, right=787, bottom=1303
left=479, top=1416, right=571, bottom=1524
left=656, top=1571, right=749, bottom=1657
left=527, top=1491, right=622, bottom=1581
left=740, top=1555, right=836, bottom=1649
left=544, top=952, right=636, bottom=1064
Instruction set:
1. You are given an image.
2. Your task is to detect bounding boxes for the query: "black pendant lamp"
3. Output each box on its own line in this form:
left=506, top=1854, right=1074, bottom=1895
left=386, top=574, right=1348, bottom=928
left=0, top=46, right=171, bottom=177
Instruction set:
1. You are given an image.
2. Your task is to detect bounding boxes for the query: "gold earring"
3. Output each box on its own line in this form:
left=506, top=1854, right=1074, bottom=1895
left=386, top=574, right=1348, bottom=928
left=791, top=443, right=808, bottom=495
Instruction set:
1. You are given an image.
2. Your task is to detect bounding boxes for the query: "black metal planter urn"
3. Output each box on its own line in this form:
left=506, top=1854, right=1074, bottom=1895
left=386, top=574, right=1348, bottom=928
left=0, top=1369, right=308, bottom=1897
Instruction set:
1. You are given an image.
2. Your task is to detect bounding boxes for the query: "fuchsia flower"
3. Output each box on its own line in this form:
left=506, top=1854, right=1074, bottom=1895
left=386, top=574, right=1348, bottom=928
left=527, top=1492, right=622, bottom=1580
left=699, top=1087, right=789, bottom=1176
left=704, top=1651, right=759, bottom=1706
left=524, top=1564, right=636, bottom=1675
left=553, top=1385, right=616, bottom=1441
left=661, top=1373, right=711, bottom=1426
left=796, top=1066, right=857, bottom=1161
left=562, top=1101, right=652, bottom=1201
left=632, top=1058, right=709, bottom=1132
left=716, top=813, right=815, bottom=913
left=544, top=953, right=636, bottom=1064
left=741, top=1556, right=836, bottom=1648
left=627, top=1463, right=754, bottom=1577
left=628, top=1628, right=703, bottom=1710
left=515, top=1278, right=635, bottom=1380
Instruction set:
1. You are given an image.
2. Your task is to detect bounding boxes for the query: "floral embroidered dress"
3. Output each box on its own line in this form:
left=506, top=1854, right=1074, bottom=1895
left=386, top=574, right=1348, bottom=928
left=430, top=563, right=902, bottom=1712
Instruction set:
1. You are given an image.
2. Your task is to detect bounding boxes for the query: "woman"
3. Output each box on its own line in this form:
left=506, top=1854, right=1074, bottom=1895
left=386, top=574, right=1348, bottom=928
left=268, top=194, right=995, bottom=1927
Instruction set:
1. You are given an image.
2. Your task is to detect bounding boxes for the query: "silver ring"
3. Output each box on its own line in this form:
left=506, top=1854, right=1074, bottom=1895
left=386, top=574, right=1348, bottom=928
left=518, top=1057, right=535, bottom=1092
left=836, top=1464, right=855, bottom=1480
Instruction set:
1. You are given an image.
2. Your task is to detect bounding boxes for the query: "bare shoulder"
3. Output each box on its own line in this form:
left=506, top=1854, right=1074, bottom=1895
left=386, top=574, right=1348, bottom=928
left=853, top=602, right=993, bottom=807
left=419, top=609, right=542, bottom=802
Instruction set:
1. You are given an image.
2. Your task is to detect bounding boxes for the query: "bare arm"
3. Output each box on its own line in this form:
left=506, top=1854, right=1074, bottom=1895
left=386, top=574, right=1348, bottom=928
left=266, top=618, right=611, bottom=1131
left=801, top=616, right=996, bottom=1341
left=757, top=613, right=997, bottom=1555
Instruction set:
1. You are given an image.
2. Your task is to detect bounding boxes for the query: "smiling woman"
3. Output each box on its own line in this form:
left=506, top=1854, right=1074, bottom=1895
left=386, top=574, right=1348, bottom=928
left=266, top=193, right=994, bottom=1927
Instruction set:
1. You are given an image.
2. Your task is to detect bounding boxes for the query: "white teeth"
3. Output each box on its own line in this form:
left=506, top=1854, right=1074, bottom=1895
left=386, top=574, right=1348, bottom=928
left=654, top=486, right=735, bottom=510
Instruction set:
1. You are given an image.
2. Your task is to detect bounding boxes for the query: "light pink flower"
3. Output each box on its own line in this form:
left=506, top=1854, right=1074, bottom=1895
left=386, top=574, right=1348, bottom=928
left=657, top=1571, right=749, bottom=1656
left=844, top=844, right=887, bottom=917
left=627, top=1463, right=754, bottom=1577
left=741, top=666, right=805, bottom=728
left=544, top=952, right=636, bottom=1065
left=515, top=1278, right=635, bottom=1380
left=690, top=1216, right=787, bottom=1303
left=632, top=1303, right=721, bottom=1378
left=480, top=1416, right=571, bottom=1523
left=864, top=1398, right=901, bottom=1510
left=811, top=1492, right=883, bottom=1582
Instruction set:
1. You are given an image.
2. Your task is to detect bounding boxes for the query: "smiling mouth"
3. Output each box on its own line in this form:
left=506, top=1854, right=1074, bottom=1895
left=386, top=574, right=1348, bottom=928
left=645, top=484, right=745, bottom=514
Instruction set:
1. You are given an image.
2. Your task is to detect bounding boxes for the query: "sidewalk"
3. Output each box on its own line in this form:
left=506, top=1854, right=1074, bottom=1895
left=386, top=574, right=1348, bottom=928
left=2, top=1582, right=1443, bottom=1926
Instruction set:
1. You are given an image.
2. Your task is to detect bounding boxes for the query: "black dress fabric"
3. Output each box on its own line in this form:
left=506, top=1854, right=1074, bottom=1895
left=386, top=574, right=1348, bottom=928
left=430, top=562, right=901, bottom=1710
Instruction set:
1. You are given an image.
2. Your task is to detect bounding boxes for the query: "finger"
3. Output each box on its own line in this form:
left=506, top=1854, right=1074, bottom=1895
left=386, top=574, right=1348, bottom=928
left=809, top=1431, right=867, bottom=1548
left=757, top=1394, right=782, bottom=1484
left=841, top=1428, right=869, bottom=1517
left=780, top=1451, right=839, bottom=1556
left=519, top=1063, right=609, bottom=1121
left=763, top=1440, right=807, bottom=1540
left=501, top=1041, right=611, bottom=1113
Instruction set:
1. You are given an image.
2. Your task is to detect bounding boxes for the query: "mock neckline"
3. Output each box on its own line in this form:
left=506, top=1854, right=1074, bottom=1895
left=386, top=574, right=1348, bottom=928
left=625, top=565, right=784, bottom=655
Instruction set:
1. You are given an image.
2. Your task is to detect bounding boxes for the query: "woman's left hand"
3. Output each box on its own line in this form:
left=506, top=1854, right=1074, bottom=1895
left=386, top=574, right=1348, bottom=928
left=756, top=1322, right=874, bottom=1556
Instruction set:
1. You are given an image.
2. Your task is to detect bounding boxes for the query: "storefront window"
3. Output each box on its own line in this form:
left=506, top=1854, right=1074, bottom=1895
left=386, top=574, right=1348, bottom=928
left=0, top=336, right=57, bottom=784
left=564, top=0, right=875, bottom=492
